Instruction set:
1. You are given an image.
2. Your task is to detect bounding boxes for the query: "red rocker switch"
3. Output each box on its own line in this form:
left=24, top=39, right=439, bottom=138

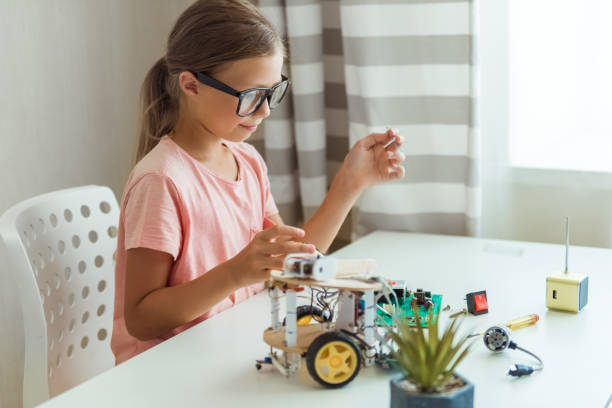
left=466, top=291, right=488, bottom=315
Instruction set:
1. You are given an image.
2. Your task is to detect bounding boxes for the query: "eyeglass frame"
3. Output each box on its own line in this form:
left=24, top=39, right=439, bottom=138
left=193, top=72, right=290, bottom=117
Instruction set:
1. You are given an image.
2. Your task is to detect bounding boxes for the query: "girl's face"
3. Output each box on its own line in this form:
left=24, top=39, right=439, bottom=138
left=182, top=50, right=285, bottom=143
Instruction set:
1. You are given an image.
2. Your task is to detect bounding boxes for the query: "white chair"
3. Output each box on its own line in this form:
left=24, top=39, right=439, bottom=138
left=0, top=185, right=119, bottom=407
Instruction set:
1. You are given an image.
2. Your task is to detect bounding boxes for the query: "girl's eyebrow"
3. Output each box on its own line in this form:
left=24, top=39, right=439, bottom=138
left=252, top=77, right=284, bottom=89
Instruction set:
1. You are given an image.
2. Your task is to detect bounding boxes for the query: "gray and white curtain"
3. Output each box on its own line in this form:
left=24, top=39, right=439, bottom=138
left=251, top=0, right=480, bottom=246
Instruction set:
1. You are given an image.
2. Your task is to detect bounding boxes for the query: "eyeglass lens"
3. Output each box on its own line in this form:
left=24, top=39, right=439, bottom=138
left=238, top=81, right=289, bottom=116
left=239, top=89, right=267, bottom=116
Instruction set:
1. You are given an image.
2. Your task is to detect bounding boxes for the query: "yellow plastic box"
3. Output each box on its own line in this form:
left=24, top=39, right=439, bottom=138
left=546, top=272, right=588, bottom=312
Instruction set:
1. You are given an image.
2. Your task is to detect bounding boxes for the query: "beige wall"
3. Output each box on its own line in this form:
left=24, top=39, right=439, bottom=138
left=0, top=1, right=191, bottom=406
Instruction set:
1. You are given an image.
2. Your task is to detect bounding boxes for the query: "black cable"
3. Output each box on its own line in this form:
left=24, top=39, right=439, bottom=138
left=314, top=287, right=335, bottom=321
left=514, top=345, right=544, bottom=369
left=507, top=341, right=544, bottom=377
left=339, top=329, right=376, bottom=350
left=309, top=285, right=314, bottom=310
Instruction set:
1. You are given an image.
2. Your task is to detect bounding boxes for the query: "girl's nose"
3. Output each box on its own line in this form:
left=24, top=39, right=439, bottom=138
left=253, top=98, right=271, bottom=119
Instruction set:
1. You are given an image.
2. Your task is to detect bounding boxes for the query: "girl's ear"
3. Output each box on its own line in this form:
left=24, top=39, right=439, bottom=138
left=178, top=71, right=199, bottom=97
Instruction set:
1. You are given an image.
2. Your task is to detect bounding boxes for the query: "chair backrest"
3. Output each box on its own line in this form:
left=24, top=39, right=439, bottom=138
left=0, top=185, right=119, bottom=407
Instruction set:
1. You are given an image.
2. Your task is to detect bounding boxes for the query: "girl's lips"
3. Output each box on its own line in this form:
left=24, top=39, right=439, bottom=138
left=239, top=124, right=258, bottom=131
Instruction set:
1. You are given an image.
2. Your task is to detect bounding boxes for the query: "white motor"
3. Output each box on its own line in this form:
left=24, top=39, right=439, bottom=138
left=282, top=253, right=337, bottom=281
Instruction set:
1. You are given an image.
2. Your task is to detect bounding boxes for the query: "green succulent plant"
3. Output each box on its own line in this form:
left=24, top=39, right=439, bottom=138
left=387, top=306, right=473, bottom=393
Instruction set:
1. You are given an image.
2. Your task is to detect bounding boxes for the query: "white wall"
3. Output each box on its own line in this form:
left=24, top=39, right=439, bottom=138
left=0, top=1, right=191, bottom=406
left=479, top=0, right=612, bottom=249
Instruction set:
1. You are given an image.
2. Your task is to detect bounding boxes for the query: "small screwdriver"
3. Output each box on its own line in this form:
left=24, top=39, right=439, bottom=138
left=503, top=313, right=539, bottom=331
left=383, top=126, right=398, bottom=149
left=468, top=314, right=539, bottom=338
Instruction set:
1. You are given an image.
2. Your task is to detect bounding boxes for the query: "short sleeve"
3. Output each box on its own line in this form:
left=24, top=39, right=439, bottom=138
left=253, top=149, right=279, bottom=218
left=123, top=173, right=182, bottom=260
left=263, top=175, right=279, bottom=218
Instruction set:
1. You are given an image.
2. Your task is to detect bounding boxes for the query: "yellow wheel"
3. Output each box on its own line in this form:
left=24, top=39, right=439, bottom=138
left=283, top=305, right=330, bottom=326
left=306, top=332, right=361, bottom=388
left=297, top=315, right=316, bottom=325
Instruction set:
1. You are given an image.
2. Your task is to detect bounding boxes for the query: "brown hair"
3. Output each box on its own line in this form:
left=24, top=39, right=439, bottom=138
left=136, top=0, right=284, bottom=162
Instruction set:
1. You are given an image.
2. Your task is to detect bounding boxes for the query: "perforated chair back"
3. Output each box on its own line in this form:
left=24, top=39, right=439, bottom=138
left=0, top=185, right=119, bottom=407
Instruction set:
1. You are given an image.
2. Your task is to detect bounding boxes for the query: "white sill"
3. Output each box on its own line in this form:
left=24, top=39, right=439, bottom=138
left=484, top=164, right=612, bottom=190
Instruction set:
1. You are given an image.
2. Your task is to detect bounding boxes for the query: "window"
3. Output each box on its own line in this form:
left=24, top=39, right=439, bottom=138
left=508, top=1, right=612, bottom=172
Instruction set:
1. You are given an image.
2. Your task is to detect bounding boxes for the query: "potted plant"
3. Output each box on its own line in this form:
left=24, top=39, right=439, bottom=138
left=387, top=307, right=474, bottom=408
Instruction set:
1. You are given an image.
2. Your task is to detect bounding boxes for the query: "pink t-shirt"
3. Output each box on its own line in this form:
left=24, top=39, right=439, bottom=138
left=111, top=136, right=278, bottom=364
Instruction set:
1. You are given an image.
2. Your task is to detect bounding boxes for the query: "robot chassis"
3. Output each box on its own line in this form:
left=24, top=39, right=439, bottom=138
left=258, top=261, right=392, bottom=388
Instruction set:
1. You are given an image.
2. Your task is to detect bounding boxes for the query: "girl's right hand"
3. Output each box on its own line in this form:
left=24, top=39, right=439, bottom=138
left=230, top=224, right=316, bottom=287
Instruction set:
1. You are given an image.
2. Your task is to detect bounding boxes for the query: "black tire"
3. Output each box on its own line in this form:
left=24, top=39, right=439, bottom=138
left=306, top=331, right=361, bottom=388
left=282, top=305, right=330, bottom=326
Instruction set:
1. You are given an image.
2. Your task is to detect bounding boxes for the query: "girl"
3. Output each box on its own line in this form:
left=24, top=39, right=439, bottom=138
left=111, top=0, right=406, bottom=364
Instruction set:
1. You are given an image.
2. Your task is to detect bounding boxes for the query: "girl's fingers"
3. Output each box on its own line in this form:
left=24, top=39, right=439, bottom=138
left=273, top=234, right=293, bottom=243
left=361, top=131, right=392, bottom=150
left=392, top=132, right=405, bottom=147
left=360, top=129, right=404, bottom=151
left=378, top=146, right=402, bottom=174
left=382, top=145, right=405, bottom=178
left=263, top=255, right=286, bottom=270
left=383, top=129, right=405, bottom=148
left=385, top=149, right=406, bottom=163
left=259, top=224, right=305, bottom=241
left=266, top=241, right=316, bottom=256
left=388, top=164, right=406, bottom=179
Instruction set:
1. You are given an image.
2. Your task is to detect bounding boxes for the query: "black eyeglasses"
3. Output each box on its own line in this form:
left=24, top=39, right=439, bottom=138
left=194, top=72, right=290, bottom=117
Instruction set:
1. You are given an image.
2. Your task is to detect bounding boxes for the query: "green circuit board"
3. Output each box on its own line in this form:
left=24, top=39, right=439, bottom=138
left=376, top=294, right=443, bottom=327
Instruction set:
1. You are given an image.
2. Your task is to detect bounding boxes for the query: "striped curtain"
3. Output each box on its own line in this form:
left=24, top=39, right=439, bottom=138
left=252, top=0, right=480, bottom=243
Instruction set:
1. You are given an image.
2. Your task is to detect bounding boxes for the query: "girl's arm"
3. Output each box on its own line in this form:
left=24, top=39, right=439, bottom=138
left=297, top=129, right=406, bottom=253
left=267, top=176, right=359, bottom=254
left=300, top=170, right=361, bottom=253
left=124, top=247, right=241, bottom=340
left=124, top=224, right=315, bottom=340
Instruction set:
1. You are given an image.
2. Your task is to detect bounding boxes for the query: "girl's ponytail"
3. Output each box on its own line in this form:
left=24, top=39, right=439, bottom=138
left=136, top=56, right=178, bottom=162
left=134, top=0, right=285, bottom=164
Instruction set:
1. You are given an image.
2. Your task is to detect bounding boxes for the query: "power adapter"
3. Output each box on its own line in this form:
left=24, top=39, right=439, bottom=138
left=546, top=272, right=588, bottom=312
left=546, top=218, right=588, bottom=313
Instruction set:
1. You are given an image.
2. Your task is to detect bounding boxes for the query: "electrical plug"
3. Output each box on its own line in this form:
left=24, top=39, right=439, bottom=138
left=507, top=364, right=534, bottom=377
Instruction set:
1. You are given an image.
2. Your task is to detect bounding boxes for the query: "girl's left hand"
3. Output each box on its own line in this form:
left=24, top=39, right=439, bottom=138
left=339, top=128, right=406, bottom=192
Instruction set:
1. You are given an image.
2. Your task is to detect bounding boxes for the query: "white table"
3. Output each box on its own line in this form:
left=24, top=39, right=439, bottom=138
left=40, top=232, right=612, bottom=407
